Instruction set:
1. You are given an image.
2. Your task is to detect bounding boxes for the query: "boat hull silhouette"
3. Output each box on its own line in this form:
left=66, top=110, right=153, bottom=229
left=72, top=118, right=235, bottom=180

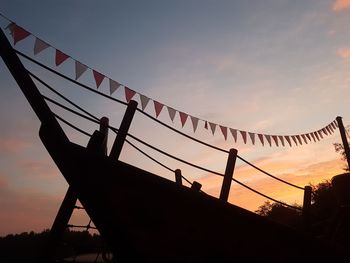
left=40, top=125, right=344, bottom=262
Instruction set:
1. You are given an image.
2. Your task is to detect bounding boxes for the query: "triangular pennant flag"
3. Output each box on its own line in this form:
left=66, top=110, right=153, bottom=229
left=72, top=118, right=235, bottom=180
left=285, top=136, right=292, bottom=147
left=278, top=136, right=285, bottom=147
left=310, top=132, right=316, bottom=142
left=220, top=126, right=228, bottom=140
left=167, top=107, right=176, bottom=122
left=153, top=101, right=164, bottom=118
left=296, top=135, right=303, bottom=145
left=301, top=134, right=308, bottom=144
left=326, top=126, right=332, bottom=134
left=34, top=38, right=50, bottom=55
left=75, top=61, right=88, bottom=80
left=140, top=94, right=150, bottom=110
left=314, top=132, right=320, bottom=141
left=190, top=116, right=199, bottom=132
left=179, top=112, right=188, bottom=127
left=204, top=121, right=208, bottom=130
left=109, top=79, right=120, bottom=95
left=209, top=122, right=217, bottom=135
left=258, top=134, right=264, bottom=146
left=249, top=132, right=255, bottom=145
left=240, top=130, right=247, bottom=144
left=291, top=136, right=298, bottom=146
left=230, top=128, right=238, bottom=142
left=318, top=130, right=324, bottom=139
left=331, top=122, right=337, bottom=130
left=305, top=133, right=312, bottom=142
left=333, top=120, right=338, bottom=128
left=125, top=87, right=136, bottom=102
left=12, top=24, right=31, bottom=45
left=55, top=49, right=70, bottom=66
left=322, top=128, right=328, bottom=136
left=272, top=135, right=279, bottom=147
left=5, top=22, right=15, bottom=35
left=93, top=70, right=105, bottom=88
left=265, top=135, right=272, bottom=147
left=328, top=125, right=334, bottom=134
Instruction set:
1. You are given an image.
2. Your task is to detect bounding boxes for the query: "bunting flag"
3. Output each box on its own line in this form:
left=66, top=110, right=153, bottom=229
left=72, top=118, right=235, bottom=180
left=139, top=94, right=150, bottom=110
left=209, top=122, right=216, bottom=135
left=124, top=87, right=136, bottom=102
left=109, top=79, right=120, bottom=95
left=311, top=132, right=317, bottom=142
left=179, top=112, right=188, bottom=127
left=265, top=135, right=272, bottom=147
left=220, top=125, right=228, bottom=140
left=285, top=136, right=292, bottom=147
left=12, top=24, right=31, bottom=45
left=249, top=132, right=255, bottom=145
left=230, top=128, right=238, bottom=142
left=258, top=134, right=264, bottom=146
left=75, top=61, right=88, bottom=80
left=167, top=107, right=176, bottom=122
left=55, top=49, right=69, bottom=66
left=296, top=135, right=302, bottom=145
left=4, top=19, right=340, bottom=148
left=191, top=116, right=199, bottom=132
left=272, top=135, right=279, bottom=147
left=93, top=70, right=104, bottom=88
left=291, top=136, right=298, bottom=146
left=34, top=38, right=49, bottom=55
left=240, top=130, right=247, bottom=144
left=278, top=136, right=285, bottom=147
left=154, top=100, right=164, bottom=118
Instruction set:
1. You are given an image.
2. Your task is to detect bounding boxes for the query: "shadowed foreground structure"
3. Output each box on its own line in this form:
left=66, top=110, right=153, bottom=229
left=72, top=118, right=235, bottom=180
left=0, top=27, right=348, bottom=262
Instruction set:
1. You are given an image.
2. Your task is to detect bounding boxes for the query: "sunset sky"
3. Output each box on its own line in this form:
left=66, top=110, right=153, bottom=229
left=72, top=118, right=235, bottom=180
left=1, top=0, right=350, bottom=236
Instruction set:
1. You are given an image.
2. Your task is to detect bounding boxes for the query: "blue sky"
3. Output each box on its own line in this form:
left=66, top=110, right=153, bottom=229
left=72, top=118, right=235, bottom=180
left=1, top=0, right=350, bottom=235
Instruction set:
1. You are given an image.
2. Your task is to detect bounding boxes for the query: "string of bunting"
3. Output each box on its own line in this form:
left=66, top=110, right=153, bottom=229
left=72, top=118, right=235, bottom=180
left=2, top=19, right=339, bottom=147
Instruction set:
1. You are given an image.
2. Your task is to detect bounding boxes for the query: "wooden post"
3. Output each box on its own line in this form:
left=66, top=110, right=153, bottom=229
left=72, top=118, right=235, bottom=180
left=220, top=148, right=238, bottom=202
left=191, top=181, right=202, bottom=191
left=109, top=100, right=138, bottom=160
left=302, top=185, right=312, bottom=230
left=100, top=117, right=109, bottom=155
left=175, top=169, right=183, bottom=185
left=44, top=117, right=110, bottom=262
left=336, top=116, right=350, bottom=171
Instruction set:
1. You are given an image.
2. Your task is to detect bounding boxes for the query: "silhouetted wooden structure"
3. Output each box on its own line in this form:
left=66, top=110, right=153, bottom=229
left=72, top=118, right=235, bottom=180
left=0, top=28, right=348, bottom=262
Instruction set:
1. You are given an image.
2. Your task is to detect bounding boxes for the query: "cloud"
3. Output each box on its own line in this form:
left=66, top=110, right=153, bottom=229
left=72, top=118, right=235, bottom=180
left=337, top=48, right=350, bottom=59
left=0, top=138, right=30, bottom=154
left=333, top=0, right=350, bottom=11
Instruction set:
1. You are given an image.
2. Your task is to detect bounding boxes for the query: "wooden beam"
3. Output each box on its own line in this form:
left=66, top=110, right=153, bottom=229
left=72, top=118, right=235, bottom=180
left=220, top=148, right=238, bottom=202
left=336, top=116, right=350, bottom=171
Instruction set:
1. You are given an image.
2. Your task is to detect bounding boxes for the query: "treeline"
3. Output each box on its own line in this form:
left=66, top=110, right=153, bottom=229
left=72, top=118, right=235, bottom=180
left=256, top=180, right=350, bottom=247
left=0, top=229, right=105, bottom=262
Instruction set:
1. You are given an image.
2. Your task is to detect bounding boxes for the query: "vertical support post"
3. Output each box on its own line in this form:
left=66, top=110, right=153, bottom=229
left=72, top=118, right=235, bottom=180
left=220, top=148, right=238, bottom=202
left=191, top=181, right=202, bottom=191
left=43, top=117, right=110, bottom=262
left=336, top=116, right=350, bottom=171
left=100, top=117, right=109, bottom=155
left=109, top=100, right=138, bottom=160
left=302, top=185, right=312, bottom=227
left=175, top=169, right=183, bottom=185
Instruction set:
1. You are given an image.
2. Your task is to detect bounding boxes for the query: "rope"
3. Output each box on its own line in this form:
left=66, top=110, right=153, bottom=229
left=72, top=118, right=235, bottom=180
left=29, top=70, right=99, bottom=121
left=19, top=49, right=307, bottom=191
left=127, top=133, right=225, bottom=177
left=237, top=156, right=304, bottom=190
left=231, top=178, right=302, bottom=211
left=53, top=112, right=92, bottom=137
